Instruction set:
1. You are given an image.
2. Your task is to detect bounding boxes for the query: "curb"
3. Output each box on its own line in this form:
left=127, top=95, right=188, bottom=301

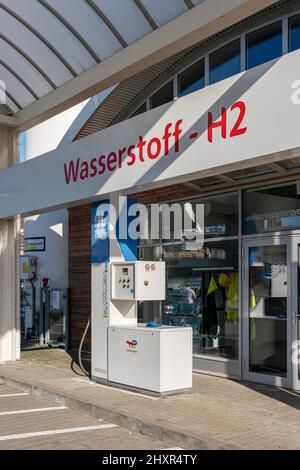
left=0, top=373, right=225, bottom=450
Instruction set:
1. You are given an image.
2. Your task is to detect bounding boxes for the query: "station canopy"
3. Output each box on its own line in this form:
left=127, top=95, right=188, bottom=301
left=0, top=0, right=278, bottom=130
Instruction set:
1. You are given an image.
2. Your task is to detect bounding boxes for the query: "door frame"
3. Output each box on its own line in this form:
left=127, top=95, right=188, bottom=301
left=242, top=235, right=292, bottom=388
left=291, top=235, right=300, bottom=390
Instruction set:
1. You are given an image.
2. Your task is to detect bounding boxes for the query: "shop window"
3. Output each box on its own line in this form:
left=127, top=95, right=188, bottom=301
left=162, top=240, right=239, bottom=360
left=137, top=204, right=161, bottom=247
left=246, top=21, right=282, bottom=70
left=178, top=59, right=205, bottom=98
left=289, top=14, right=300, bottom=52
left=130, top=102, right=147, bottom=118
left=150, top=80, right=174, bottom=109
left=202, top=193, right=238, bottom=238
left=209, top=39, right=241, bottom=85
left=138, top=245, right=161, bottom=262
left=243, top=182, right=300, bottom=234
left=136, top=193, right=239, bottom=351
left=161, top=193, right=239, bottom=243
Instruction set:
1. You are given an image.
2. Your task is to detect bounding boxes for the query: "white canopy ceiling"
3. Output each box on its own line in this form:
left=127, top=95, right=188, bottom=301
left=0, top=0, right=203, bottom=112
left=0, top=0, right=278, bottom=130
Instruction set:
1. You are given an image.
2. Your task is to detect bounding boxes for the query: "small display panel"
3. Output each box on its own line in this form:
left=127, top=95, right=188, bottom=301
left=112, top=263, right=135, bottom=300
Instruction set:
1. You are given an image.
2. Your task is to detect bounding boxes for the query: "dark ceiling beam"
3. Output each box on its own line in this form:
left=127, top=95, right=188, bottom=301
left=5, top=89, right=22, bottom=111
left=0, top=58, right=39, bottom=100
left=217, top=174, right=235, bottom=183
left=37, top=0, right=101, bottom=63
left=132, top=0, right=158, bottom=30
left=84, top=0, right=128, bottom=48
left=0, top=2, right=77, bottom=77
left=0, top=33, right=57, bottom=90
left=183, top=182, right=202, bottom=191
left=268, top=162, right=288, bottom=174
left=183, top=0, right=194, bottom=9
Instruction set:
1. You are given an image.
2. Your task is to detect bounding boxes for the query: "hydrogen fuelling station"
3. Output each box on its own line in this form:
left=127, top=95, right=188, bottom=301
left=92, top=254, right=193, bottom=395
left=3, top=1, right=300, bottom=398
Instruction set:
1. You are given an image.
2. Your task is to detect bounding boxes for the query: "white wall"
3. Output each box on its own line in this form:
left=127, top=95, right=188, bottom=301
left=24, top=102, right=87, bottom=159
left=24, top=212, right=68, bottom=288
left=24, top=102, right=87, bottom=288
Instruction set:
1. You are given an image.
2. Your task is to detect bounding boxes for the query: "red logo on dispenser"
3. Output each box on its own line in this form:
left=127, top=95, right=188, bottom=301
left=126, top=339, right=137, bottom=353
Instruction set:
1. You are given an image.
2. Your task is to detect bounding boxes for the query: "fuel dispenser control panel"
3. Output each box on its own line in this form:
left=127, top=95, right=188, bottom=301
left=111, top=261, right=165, bottom=301
left=111, top=263, right=135, bottom=300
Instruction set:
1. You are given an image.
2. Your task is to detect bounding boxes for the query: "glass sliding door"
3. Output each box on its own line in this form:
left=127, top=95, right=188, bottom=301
left=291, top=237, right=300, bottom=391
left=242, top=237, right=291, bottom=387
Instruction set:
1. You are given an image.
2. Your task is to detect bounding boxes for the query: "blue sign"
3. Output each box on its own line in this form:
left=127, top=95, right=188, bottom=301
left=91, top=198, right=138, bottom=263
left=91, top=200, right=110, bottom=263
left=116, top=198, right=138, bottom=262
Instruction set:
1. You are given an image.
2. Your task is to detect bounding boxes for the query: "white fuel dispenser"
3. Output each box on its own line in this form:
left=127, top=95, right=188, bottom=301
left=91, top=261, right=192, bottom=395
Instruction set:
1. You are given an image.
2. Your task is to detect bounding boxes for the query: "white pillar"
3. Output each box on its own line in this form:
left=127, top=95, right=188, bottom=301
left=91, top=196, right=122, bottom=381
left=0, top=126, right=20, bottom=362
left=91, top=195, right=136, bottom=381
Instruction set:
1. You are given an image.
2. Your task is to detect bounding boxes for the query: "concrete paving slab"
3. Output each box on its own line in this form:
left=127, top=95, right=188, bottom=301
left=0, top=383, right=172, bottom=450
left=0, top=349, right=299, bottom=450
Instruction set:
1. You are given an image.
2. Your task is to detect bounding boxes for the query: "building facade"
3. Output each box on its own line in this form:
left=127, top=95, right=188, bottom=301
left=64, top=0, right=300, bottom=390
left=1, top=0, right=300, bottom=390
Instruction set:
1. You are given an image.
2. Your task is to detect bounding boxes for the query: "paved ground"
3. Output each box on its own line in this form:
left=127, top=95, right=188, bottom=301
left=0, top=384, right=176, bottom=450
left=0, top=348, right=300, bottom=450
